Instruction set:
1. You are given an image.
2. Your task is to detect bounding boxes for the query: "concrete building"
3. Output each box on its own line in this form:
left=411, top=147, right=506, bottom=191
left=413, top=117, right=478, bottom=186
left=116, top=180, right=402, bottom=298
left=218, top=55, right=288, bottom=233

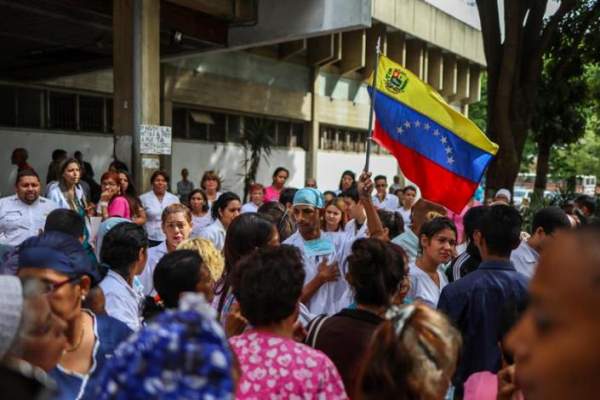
left=0, top=0, right=485, bottom=196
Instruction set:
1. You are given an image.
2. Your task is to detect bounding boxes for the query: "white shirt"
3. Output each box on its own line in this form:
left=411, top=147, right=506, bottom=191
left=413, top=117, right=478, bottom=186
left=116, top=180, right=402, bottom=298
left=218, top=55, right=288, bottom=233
left=99, top=270, right=143, bottom=331
left=398, top=207, right=412, bottom=228
left=191, top=213, right=213, bottom=238
left=241, top=202, right=259, bottom=214
left=372, top=193, right=399, bottom=211
left=138, top=241, right=168, bottom=296
left=140, top=191, right=179, bottom=241
left=408, top=261, right=448, bottom=308
left=197, top=219, right=226, bottom=251
left=47, top=184, right=86, bottom=210
left=510, top=241, right=539, bottom=279
left=344, top=218, right=369, bottom=240
left=0, top=195, right=58, bottom=246
left=283, top=230, right=352, bottom=315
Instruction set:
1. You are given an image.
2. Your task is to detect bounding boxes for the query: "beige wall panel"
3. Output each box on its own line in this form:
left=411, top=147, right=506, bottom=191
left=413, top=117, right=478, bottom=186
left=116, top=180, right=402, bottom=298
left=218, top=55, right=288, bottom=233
left=42, top=70, right=114, bottom=94
left=386, top=31, right=406, bottom=66
left=340, top=30, right=366, bottom=75
left=171, top=71, right=311, bottom=121
left=316, top=95, right=370, bottom=130
left=427, top=47, right=443, bottom=91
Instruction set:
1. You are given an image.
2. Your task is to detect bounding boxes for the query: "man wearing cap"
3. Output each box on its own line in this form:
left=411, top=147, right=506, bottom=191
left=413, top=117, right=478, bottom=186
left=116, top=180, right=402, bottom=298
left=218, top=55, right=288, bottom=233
left=284, top=174, right=384, bottom=315
left=0, top=169, right=58, bottom=246
left=493, top=188, right=511, bottom=205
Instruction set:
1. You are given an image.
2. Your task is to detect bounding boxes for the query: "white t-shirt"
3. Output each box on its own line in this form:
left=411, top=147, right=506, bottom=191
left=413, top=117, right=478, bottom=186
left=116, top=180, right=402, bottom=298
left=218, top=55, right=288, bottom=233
left=283, top=230, right=353, bottom=315
left=139, top=191, right=179, bottom=241
left=241, top=202, right=259, bottom=214
left=197, top=219, right=226, bottom=251
left=138, top=241, right=168, bottom=296
left=408, top=261, right=448, bottom=308
left=398, top=207, right=412, bottom=229
left=191, top=213, right=213, bottom=237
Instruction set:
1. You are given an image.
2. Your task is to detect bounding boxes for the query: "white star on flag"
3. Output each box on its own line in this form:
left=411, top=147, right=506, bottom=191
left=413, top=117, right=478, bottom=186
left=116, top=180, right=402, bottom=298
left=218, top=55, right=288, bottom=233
left=445, top=146, right=452, bottom=154
left=440, top=136, right=448, bottom=144
left=424, top=123, right=430, bottom=130
left=404, top=121, right=411, bottom=128
left=414, top=120, right=421, bottom=128
left=447, top=156, right=455, bottom=164
left=433, top=129, right=440, bottom=136
left=397, top=127, right=404, bottom=134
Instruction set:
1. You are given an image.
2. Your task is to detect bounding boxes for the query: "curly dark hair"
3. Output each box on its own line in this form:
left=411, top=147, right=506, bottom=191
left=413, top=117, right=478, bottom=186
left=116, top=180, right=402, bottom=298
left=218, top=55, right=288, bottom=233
left=347, top=238, right=406, bottom=307
left=211, top=192, right=240, bottom=221
left=232, top=245, right=305, bottom=327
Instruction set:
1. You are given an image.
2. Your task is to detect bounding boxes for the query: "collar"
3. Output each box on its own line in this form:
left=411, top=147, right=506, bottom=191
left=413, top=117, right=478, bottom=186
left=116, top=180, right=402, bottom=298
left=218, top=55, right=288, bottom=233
left=478, top=259, right=516, bottom=272
left=522, top=241, right=540, bottom=262
left=214, top=218, right=226, bottom=233
left=338, top=308, right=384, bottom=325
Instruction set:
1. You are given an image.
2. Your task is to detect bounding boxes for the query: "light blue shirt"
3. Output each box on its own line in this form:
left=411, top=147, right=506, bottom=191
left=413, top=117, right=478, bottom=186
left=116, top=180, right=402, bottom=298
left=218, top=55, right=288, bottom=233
left=392, top=228, right=419, bottom=263
left=510, top=240, right=539, bottom=279
left=99, top=270, right=144, bottom=331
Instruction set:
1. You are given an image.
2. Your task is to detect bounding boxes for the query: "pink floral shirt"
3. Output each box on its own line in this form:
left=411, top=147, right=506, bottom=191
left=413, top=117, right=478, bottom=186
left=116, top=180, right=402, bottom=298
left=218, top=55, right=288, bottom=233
left=230, top=330, right=348, bottom=400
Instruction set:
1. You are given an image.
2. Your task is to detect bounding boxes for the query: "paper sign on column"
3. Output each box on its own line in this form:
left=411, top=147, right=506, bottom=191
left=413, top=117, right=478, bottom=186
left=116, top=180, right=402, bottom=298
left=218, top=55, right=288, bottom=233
left=140, top=124, right=172, bottom=155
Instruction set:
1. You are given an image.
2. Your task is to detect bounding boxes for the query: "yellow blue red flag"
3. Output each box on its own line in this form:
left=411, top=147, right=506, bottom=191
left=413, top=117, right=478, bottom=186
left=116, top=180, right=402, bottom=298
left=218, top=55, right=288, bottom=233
left=369, top=55, right=498, bottom=212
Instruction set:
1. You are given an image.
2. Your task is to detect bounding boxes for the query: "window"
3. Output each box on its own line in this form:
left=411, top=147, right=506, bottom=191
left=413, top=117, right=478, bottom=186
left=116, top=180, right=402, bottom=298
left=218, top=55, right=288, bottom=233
left=0, top=85, right=16, bottom=126
left=209, top=113, right=226, bottom=142
left=49, top=92, right=76, bottom=130
left=17, top=87, right=43, bottom=128
left=106, top=98, right=113, bottom=133
left=291, top=122, right=305, bottom=148
left=79, top=95, right=104, bottom=132
left=189, top=110, right=210, bottom=140
left=228, top=115, right=242, bottom=142
left=172, top=107, right=188, bottom=139
left=319, top=124, right=369, bottom=153
left=276, top=121, right=291, bottom=147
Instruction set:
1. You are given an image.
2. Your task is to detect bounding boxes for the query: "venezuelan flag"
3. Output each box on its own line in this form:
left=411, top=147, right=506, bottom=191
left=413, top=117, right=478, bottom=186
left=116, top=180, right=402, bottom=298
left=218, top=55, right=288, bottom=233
left=369, top=56, right=498, bottom=213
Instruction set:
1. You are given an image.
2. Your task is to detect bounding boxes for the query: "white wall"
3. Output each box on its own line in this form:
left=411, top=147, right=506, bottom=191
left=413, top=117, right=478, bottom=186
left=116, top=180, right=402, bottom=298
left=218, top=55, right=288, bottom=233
left=316, top=150, right=399, bottom=192
left=0, top=129, right=113, bottom=197
left=171, top=140, right=306, bottom=197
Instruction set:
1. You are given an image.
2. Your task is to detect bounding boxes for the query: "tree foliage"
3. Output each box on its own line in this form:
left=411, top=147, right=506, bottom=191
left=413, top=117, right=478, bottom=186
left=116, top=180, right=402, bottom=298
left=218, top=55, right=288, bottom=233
left=474, top=0, right=587, bottom=196
left=240, top=117, right=274, bottom=202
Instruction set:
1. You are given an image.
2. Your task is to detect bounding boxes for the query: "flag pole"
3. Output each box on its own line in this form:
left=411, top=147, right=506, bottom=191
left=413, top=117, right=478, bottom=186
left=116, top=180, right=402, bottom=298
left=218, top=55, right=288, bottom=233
left=364, top=36, right=382, bottom=173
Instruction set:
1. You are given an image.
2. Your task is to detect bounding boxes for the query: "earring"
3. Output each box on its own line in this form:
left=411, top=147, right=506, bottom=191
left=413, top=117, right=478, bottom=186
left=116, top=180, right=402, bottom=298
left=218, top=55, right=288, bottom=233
left=81, top=295, right=86, bottom=301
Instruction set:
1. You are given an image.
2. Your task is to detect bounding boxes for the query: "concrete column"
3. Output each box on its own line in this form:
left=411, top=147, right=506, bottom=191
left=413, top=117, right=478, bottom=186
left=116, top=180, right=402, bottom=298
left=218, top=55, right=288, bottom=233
left=160, top=66, right=173, bottom=183
left=386, top=31, right=406, bottom=66
left=427, top=47, right=443, bottom=91
left=113, top=0, right=161, bottom=192
left=455, top=59, right=470, bottom=103
left=306, top=67, right=319, bottom=182
left=468, top=65, right=482, bottom=103
left=441, top=53, right=457, bottom=99
left=405, top=39, right=424, bottom=78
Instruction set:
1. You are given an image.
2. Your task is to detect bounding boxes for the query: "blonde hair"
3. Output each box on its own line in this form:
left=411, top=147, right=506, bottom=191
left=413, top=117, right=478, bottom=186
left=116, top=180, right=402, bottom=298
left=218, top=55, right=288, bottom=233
left=176, top=238, right=225, bottom=282
left=161, top=203, right=192, bottom=224
left=357, top=304, right=461, bottom=400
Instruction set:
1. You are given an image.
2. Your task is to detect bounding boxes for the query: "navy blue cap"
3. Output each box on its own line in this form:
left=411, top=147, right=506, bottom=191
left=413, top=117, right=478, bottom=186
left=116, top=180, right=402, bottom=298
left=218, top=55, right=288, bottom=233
left=18, top=231, right=101, bottom=284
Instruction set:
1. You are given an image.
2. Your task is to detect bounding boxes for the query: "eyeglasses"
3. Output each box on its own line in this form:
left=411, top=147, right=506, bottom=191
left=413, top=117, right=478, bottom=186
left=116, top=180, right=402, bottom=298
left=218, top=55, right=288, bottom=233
left=42, top=276, right=82, bottom=294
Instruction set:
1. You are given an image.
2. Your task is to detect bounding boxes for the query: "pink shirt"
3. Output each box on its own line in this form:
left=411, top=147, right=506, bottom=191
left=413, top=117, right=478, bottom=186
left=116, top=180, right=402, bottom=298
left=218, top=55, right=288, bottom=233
left=230, top=330, right=348, bottom=399
left=108, top=196, right=131, bottom=219
left=264, top=185, right=282, bottom=202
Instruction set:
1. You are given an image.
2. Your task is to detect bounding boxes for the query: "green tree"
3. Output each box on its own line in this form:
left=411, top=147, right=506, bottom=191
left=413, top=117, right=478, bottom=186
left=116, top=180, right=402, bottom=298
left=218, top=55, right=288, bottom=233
left=530, top=4, right=600, bottom=204
left=473, top=0, right=600, bottom=196
left=240, top=117, right=274, bottom=202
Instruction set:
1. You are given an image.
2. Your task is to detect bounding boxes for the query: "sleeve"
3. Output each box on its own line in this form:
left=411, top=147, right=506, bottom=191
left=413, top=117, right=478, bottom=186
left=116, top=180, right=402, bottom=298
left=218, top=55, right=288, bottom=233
left=107, top=197, right=131, bottom=219
left=437, top=285, right=464, bottom=325
left=103, top=292, right=138, bottom=331
left=318, top=355, right=349, bottom=399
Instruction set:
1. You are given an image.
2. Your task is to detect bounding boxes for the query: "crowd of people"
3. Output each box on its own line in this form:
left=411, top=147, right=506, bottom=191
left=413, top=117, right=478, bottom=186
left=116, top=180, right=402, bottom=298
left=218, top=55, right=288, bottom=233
left=1, top=147, right=599, bottom=400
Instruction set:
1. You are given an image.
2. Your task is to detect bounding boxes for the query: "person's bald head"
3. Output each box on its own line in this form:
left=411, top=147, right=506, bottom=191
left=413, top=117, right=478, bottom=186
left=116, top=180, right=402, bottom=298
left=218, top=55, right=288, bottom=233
left=410, top=199, right=447, bottom=234
left=506, top=226, right=600, bottom=400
